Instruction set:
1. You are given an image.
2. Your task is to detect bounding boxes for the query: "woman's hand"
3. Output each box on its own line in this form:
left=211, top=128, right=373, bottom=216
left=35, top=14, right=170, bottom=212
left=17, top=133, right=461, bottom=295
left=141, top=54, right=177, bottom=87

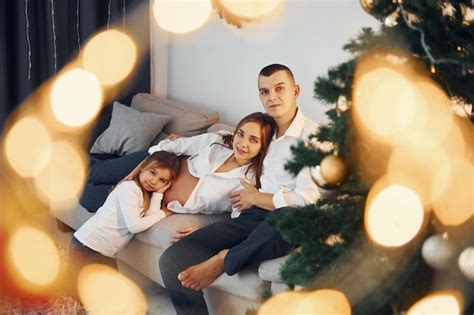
left=170, top=227, right=197, bottom=243
left=167, top=133, right=181, bottom=141
left=162, top=207, right=174, bottom=217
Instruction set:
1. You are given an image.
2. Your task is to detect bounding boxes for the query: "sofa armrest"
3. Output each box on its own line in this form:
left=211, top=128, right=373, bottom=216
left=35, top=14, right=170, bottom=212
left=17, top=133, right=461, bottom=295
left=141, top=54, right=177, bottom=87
left=258, top=254, right=290, bottom=283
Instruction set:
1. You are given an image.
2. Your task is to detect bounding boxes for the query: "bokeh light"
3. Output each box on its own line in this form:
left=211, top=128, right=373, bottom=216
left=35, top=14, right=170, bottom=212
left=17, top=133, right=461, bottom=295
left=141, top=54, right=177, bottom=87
left=220, top=0, right=280, bottom=19
left=78, top=264, right=147, bottom=314
left=353, top=67, right=417, bottom=141
left=50, top=68, right=102, bottom=127
left=82, top=30, right=137, bottom=86
left=431, top=158, right=473, bottom=226
left=365, top=182, right=424, bottom=247
left=4, top=116, right=52, bottom=177
left=33, top=140, right=87, bottom=209
left=152, top=0, right=212, bottom=34
left=387, top=142, right=450, bottom=206
left=259, top=289, right=351, bottom=314
left=407, top=290, right=463, bottom=315
left=7, top=226, right=60, bottom=289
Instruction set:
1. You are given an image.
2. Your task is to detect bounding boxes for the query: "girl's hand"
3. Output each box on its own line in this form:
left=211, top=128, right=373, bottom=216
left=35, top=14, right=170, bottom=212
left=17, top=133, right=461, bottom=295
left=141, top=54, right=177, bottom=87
left=170, top=227, right=197, bottom=243
left=157, top=182, right=172, bottom=193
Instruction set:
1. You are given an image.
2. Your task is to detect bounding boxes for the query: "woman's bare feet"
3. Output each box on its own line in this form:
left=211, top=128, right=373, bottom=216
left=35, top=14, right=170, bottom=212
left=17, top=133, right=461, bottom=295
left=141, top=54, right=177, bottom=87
left=178, top=249, right=229, bottom=291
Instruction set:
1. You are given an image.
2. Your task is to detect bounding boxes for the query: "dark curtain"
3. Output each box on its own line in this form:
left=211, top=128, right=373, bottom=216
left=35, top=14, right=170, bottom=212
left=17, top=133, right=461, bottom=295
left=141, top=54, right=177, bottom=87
left=0, top=0, right=150, bottom=131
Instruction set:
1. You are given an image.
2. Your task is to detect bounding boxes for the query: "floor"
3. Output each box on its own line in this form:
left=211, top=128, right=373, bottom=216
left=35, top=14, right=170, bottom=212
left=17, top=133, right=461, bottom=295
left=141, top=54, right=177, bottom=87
left=42, top=211, right=177, bottom=315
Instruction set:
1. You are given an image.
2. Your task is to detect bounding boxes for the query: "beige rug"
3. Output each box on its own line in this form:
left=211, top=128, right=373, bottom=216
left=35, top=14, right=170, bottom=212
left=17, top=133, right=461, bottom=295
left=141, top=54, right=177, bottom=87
left=0, top=296, right=85, bottom=314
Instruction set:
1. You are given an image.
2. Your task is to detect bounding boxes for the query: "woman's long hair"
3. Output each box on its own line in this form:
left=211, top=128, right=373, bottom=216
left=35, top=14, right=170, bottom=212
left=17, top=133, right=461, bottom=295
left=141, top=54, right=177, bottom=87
left=218, top=112, right=276, bottom=188
left=132, top=151, right=180, bottom=215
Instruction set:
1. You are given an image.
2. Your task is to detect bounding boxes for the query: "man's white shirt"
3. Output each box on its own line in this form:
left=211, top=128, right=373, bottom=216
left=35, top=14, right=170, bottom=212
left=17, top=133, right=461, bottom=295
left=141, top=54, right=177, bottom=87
left=260, top=108, right=321, bottom=208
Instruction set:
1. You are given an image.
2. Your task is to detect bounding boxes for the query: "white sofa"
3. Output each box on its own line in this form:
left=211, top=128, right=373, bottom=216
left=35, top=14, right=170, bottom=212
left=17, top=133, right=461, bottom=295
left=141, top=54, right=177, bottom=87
left=52, top=93, right=290, bottom=314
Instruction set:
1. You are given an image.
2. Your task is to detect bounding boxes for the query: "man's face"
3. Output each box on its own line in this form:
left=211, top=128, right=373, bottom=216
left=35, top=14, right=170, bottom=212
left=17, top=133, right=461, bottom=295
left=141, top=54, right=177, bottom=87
left=258, top=70, right=299, bottom=120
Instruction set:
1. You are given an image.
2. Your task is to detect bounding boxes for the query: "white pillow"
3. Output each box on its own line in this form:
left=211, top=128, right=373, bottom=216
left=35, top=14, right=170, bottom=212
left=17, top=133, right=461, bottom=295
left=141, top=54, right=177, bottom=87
left=90, top=101, right=171, bottom=156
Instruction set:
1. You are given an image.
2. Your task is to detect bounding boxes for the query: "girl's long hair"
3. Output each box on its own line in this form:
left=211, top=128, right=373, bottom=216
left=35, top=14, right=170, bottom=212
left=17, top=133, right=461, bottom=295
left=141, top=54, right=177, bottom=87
left=132, top=151, right=180, bottom=216
left=218, top=112, right=276, bottom=188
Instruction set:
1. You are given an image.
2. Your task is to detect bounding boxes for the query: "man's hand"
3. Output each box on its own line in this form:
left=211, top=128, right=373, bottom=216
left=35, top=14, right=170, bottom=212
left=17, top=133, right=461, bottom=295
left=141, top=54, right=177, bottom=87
left=167, top=133, right=181, bottom=141
left=171, top=227, right=197, bottom=243
left=228, top=179, right=259, bottom=211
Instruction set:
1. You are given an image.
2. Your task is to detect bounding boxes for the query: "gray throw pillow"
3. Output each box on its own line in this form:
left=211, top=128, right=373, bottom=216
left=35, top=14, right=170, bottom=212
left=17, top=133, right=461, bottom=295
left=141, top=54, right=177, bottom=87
left=90, top=101, right=171, bottom=156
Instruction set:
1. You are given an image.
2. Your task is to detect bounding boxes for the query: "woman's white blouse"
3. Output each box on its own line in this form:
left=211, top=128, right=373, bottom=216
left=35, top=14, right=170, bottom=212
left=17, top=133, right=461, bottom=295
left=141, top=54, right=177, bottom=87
left=148, top=132, right=255, bottom=215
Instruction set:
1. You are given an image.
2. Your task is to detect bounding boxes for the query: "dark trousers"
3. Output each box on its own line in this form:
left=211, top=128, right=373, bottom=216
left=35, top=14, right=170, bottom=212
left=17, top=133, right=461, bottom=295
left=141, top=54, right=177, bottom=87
left=159, top=207, right=294, bottom=315
left=80, top=150, right=149, bottom=212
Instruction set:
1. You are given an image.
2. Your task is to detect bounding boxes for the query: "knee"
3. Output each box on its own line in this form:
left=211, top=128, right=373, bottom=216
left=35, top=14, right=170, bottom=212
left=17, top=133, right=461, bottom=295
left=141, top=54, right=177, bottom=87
left=159, top=245, right=180, bottom=275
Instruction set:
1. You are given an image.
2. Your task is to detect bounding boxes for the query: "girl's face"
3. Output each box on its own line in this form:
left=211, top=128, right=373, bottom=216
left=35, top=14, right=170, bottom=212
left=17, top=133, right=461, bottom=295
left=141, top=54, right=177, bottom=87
left=139, top=166, right=172, bottom=192
left=233, top=121, right=263, bottom=165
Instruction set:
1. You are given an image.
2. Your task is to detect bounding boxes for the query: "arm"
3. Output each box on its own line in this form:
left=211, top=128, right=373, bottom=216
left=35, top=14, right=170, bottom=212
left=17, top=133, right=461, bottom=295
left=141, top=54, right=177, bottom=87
left=229, top=180, right=276, bottom=211
left=271, top=167, right=321, bottom=208
left=230, top=168, right=321, bottom=211
left=148, top=133, right=220, bottom=156
left=116, top=183, right=167, bottom=233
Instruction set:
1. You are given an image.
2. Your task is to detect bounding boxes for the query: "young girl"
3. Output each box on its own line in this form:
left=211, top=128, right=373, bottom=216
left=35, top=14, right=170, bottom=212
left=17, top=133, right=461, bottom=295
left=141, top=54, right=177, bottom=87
left=69, top=151, right=180, bottom=267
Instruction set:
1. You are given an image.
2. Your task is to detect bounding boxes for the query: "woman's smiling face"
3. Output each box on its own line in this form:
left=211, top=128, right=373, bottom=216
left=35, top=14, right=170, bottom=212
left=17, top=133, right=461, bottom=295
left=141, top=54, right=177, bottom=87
left=233, top=121, right=263, bottom=165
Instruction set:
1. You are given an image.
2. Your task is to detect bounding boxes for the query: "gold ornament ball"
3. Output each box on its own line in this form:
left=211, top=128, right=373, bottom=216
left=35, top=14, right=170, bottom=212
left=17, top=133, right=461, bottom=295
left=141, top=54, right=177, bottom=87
left=360, top=0, right=375, bottom=14
left=320, top=155, right=347, bottom=185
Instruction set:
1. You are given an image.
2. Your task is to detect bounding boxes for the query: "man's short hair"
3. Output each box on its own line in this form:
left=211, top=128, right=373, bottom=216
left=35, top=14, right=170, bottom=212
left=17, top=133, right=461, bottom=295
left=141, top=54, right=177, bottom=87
left=259, top=64, right=295, bottom=83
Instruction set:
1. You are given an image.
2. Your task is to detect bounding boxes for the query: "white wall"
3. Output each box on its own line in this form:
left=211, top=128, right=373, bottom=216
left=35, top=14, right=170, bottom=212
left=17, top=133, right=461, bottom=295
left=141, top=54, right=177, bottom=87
left=151, top=0, right=380, bottom=125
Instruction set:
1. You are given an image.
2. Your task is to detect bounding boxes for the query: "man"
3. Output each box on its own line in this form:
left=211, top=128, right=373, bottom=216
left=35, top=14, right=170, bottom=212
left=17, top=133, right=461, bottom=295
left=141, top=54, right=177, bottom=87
left=159, top=64, right=321, bottom=315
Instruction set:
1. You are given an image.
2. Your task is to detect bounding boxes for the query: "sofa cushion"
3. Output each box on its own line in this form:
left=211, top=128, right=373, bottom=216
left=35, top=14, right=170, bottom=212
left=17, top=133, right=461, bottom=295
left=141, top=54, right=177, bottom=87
left=135, top=213, right=229, bottom=250
left=90, top=101, right=171, bottom=156
left=131, top=93, right=220, bottom=137
left=258, top=254, right=290, bottom=283
left=207, top=123, right=234, bottom=134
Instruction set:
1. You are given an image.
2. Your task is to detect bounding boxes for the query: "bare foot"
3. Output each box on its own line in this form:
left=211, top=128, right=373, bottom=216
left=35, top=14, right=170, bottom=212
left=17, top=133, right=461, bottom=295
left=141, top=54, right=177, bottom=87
left=178, top=249, right=229, bottom=291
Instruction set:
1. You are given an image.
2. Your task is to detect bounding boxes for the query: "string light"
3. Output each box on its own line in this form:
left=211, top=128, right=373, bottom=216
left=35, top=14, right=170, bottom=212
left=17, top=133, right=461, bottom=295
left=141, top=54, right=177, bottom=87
left=24, top=0, right=31, bottom=80
left=399, top=2, right=474, bottom=70
left=50, top=0, right=57, bottom=73
left=76, top=0, right=81, bottom=51
left=123, top=0, right=126, bottom=32
left=107, top=0, right=111, bottom=29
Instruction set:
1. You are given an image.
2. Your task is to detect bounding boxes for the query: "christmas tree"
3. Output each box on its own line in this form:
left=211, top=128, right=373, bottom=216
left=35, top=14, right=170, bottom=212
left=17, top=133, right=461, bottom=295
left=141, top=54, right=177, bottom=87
left=262, top=1, right=473, bottom=314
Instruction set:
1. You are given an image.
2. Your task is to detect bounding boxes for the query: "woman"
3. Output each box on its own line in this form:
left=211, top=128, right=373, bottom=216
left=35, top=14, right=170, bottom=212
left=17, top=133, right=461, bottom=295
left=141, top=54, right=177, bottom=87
left=126, top=112, right=276, bottom=218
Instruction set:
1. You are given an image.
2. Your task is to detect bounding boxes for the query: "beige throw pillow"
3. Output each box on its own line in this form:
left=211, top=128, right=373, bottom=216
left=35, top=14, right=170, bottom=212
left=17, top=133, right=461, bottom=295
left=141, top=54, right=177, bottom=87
left=131, top=93, right=219, bottom=137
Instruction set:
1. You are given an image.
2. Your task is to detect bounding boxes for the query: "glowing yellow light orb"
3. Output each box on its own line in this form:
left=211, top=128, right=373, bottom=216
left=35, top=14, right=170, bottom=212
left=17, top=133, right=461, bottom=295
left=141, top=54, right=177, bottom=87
left=82, top=30, right=137, bottom=86
left=50, top=68, right=102, bottom=127
left=7, top=226, right=60, bottom=287
left=365, top=183, right=424, bottom=247
left=78, top=264, right=147, bottom=314
left=407, top=290, right=463, bottom=315
left=4, top=116, right=52, bottom=177
left=33, top=141, right=87, bottom=209
left=353, top=67, right=416, bottom=141
left=431, top=158, right=473, bottom=226
left=153, top=0, right=212, bottom=34
left=221, top=0, right=280, bottom=19
left=259, top=289, right=351, bottom=315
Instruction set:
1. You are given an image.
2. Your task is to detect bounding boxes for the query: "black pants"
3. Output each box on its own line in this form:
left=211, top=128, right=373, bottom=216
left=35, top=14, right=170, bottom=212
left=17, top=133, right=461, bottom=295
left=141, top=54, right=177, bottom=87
left=80, top=150, right=149, bottom=212
left=159, top=207, right=294, bottom=315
